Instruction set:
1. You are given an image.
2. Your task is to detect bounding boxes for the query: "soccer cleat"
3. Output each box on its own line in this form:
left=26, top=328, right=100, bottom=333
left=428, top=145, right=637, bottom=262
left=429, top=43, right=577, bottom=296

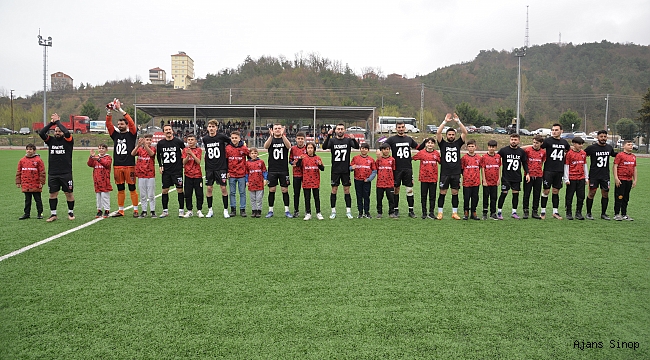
left=540, top=212, right=546, bottom=220
left=133, top=210, right=139, bottom=218
left=552, top=213, right=563, bottom=220
left=358, top=213, right=364, bottom=219
left=285, top=211, right=293, bottom=218
left=427, top=213, right=436, bottom=219
left=224, top=209, right=231, bottom=218
left=240, top=209, right=247, bottom=218
left=303, top=213, right=312, bottom=221
left=463, top=211, right=469, bottom=220
left=183, top=211, right=193, bottom=218
left=346, top=212, right=353, bottom=219
left=575, top=212, right=584, bottom=220
left=103, top=210, right=110, bottom=218
left=329, top=212, right=336, bottom=219
left=37, top=214, right=43, bottom=220
left=408, top=211, right=417, bottom=219
left=159, top=211, right=169, bottom=218
left=613, top=214, right=623, bottom=221
left=178, top=210, right=184, bottom=218
left=293, top=210, right=300, bottom=218
left=150, top=211, right=157, bottom=218
left=585, top=213, right=594, bottom=220
left=394, top=210, right=400, bottom=218
left=376, top=213, right=383, bottom=219
left=19, top=214, right=30, bottom=220
left=511, top=213, right=520, bottom=220
left=490, top=213, right=498, bottom=220
left=565, top=212, right=573, bottom=220
left=532, top=210, right=541, bottom=219
left=365, top=213, right=371, bottom=219
left=389, top=213, right=398, bottom=219
left=46, top=215, right=58, bottom=222
left=316, top=213, right=324, bottom=220
left=623, top=215, right=634, bottom=221
left=451, top=213, right=461, bottom=220
left=601, top=214, right=611, bottom=220
left=68, top=213, right=75, bottom=220
left=265, top=211, right=274, bottom=218
left=95, top=210, right=102, bottom=218
left=471, top=212, right=480, bottom=220
left=421, top=213, right=427, bottom=219
left=481, top=214, right=488, bottom=221
left=497, top=212, right=503, bottom=220
left=139, top=211, right=147, bottom=218
left=112, top=210, right=125, bottom=217
left=197, top=210, right=204, bottom=218
left=206, top=209, right=214, bottom=218
left=436, top=212, right=444, bottom=220
left=523, top=209, right=529, bottom=219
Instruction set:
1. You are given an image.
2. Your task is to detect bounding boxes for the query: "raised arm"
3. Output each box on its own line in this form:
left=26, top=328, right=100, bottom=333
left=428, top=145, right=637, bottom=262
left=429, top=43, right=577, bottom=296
left=436, top=113, right=452, bottom=143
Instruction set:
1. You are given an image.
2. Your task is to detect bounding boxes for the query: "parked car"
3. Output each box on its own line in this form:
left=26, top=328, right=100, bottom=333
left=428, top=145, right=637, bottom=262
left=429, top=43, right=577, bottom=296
left=466, top=125, right=477, bottom=134
left=143, top=126, right=163, bottom=134
left=426, top=125, right=437, bottom=134
left=346, top=126, right=366, bottom=132
left=494, top=127, right=507, bottom=134
left=573, top=132, right=586, bottom=138
left=560, top=132, right=575, bottom=140
left=19, top=127, right=30, bottom=135
left=519, top=128, right=532, bottom=136
left=405, top=124, right=420, bottom=133
left=479, top=126, right=493, bottom=133
left=535, top=128, right=552, bottom=137
left=0, top=127, right=15, bottom=135
left=582, top=136, right=596, bottom=144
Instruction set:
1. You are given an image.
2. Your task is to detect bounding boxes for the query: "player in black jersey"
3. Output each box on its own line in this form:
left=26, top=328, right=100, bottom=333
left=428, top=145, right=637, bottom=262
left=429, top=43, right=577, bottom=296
left=156, top=124, right=185, bottom=218
left=39, top=113, right=75, bottom=222
left=264, top=124, right=293, bottom=218
left=540, top=123, right=570, bottom=219
left=496, top=134, right=529, bottom=220
left=383, top=121, right=420, bottom=218
left=202, top=119, right=232, bottom=218
left=435, top=113, right=467, bottom=220
left=322, top=124, right=359, bottom=219
left=584, top=130, right=617, bottom=220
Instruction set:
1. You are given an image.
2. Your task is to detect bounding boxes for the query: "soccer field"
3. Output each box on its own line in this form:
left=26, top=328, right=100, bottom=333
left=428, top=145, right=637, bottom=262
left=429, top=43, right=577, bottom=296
left=1, top=149, right=648, bottom=359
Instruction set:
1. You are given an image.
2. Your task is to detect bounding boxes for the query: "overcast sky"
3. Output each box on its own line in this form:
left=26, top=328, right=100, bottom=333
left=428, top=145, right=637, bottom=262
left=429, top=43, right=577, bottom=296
left=1, top=0, right=648, bottom=98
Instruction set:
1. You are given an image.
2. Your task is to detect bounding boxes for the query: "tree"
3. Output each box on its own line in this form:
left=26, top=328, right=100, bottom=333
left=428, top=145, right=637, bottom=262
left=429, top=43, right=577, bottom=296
left=558, top=109, right=581, bottom=132
left=495, top=108, right=527, bottom=129
left=124, top=105, right=152, bottom=125
left=80, top=100, right=100, bottom=120
left=615, top=118, right=638, bottom=140
left=637, top=88, right=650, bottom=153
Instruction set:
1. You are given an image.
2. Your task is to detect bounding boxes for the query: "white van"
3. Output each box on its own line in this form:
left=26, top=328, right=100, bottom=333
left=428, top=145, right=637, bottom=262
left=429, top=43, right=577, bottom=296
left=535, top=128, right=551, bottom=137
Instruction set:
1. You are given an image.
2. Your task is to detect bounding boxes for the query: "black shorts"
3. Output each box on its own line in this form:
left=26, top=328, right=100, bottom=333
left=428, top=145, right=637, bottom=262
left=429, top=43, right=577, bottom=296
left=48, top=173, right=73, bottom=193
left=331, top=172, right=351, bottom=187
left=205, top=169, right=228, bottom=187
left=589, top=178, right=610, bottom=191
left=268, top=172, right=290, bottom=188
left=162, top=172, right=183, bottom=189
left=543, top=171, right=564, bottom=190
left=501, top=179, right=521, bottom=192
left=439, top=174, right=461, bottom=190
left=394, top=169, right=414, bottom=187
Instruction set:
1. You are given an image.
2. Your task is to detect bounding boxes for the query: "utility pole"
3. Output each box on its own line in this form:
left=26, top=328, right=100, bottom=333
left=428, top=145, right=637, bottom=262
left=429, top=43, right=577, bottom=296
left=514, top=6, right=529, bottom=134
left=38, top=31, right=52, bottom=125
left=605, top=94, right=610, bottom=132
left=10, top=90, right=14, bottom=132
left=420, top=83, right=424, bottom=130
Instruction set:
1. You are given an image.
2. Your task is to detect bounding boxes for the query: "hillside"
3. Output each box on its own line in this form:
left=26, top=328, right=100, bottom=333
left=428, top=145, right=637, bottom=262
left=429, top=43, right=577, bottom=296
left=1, top=41, right=648, bottom=132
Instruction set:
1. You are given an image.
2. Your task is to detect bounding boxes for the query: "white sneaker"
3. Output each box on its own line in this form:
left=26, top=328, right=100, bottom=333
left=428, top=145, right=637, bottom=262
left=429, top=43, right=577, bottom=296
left=178, top=209, right=184, bottom=218
left=197, top=210, right=204, bottom=218
left=316, top=213, right=324, bottom=220
left=206, top=209, right=214, bottom=218
left=346, top=212, right=353, bottom=219
left=223, top=209, right=230, bottom=218
left=183, top=211, right=193, bottom=218
left=329, top=212, right=336, bottom=219
left=303, top=213, right=312, bottom=220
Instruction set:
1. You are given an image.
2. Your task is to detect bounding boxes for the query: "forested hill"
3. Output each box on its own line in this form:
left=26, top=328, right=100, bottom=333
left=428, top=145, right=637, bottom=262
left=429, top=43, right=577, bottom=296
left=3, top=41, right=649, bottom=131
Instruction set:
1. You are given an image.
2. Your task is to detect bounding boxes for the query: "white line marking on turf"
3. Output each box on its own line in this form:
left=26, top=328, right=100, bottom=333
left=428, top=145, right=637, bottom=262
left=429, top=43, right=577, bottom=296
left=0, top=189, right=174, bottom=263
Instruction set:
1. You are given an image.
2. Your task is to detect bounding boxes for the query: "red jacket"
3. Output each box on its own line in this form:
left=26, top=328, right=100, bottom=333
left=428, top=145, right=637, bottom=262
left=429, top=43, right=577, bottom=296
left=87, top=155, right=113, bottom=193
left=226, top=143, right=249, bottom=178
left=16, top=154, right=46, bottom=192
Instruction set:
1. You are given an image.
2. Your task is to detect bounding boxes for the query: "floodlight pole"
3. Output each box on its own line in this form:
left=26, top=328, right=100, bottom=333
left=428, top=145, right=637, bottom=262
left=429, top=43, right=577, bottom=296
left=10, top=90, right=14, bottom=132
left=38, top=33, right=53, bottom=125
left=514, top=46, right=527, bottom=134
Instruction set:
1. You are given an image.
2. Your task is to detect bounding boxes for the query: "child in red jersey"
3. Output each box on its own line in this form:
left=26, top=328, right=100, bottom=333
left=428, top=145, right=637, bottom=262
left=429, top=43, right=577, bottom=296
left=480, top=140, right=501, bottom=220
left=15, top=143, right=46, bottom=220
left=351, top=143, right=377, bottom=218
left=375, top=143, right=396, bottom=218
left=296, top=142, right=325, bottom=220
left=461, top=139, right=481, bottom=220
left=132, top=134, right=157, bottom=218
left=226, top=131, right=250, bottom=217
left=87, top=144, right=113, bottom=218
left=613, top=140, right=637, bottom=221
left=413, top=137, right=440, bottom=219
left=246, top=148, right=268, bottom=218
left=182, top=134, right=204, bottom=218
left=524, top=135, right=546, bottom=219
left=289, top=132, right=308, bottom=217
left=563, top=137, right=588, bottom=220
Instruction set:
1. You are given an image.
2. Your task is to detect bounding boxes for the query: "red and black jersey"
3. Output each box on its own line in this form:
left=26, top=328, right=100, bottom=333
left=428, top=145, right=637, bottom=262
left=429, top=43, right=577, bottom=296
left=183, top=147, right=203, bottom=179
left=135, top=146, right=156, bottom=178
left=15, top=154, right=46, bottom=193
left=290, top=145, right=307, bottom=177
left=614, top=152, right=636, bottom=181
left=524, top=146, right=546, bottom=178
left=461, top=153, right=481, bottom=187
left=87, top=154, right=113, bottom=193
left=350, top=155, right=376, bottom=181
left=480, top=153, right=501, bottom=186
left=375, top=156, right=396, bottom=188
left=565, top=149, right=587, bottom=180
left=107, top=113, right=137, bottom=166
left=413, top=150, right=440, bottom=183
left=246, top=158, right=267, bottom=191
left=39, top=122, right=74, bottom=175
left=298, top=155, right=324, bottom=189
left=226, top=143, right=249, bottom=178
